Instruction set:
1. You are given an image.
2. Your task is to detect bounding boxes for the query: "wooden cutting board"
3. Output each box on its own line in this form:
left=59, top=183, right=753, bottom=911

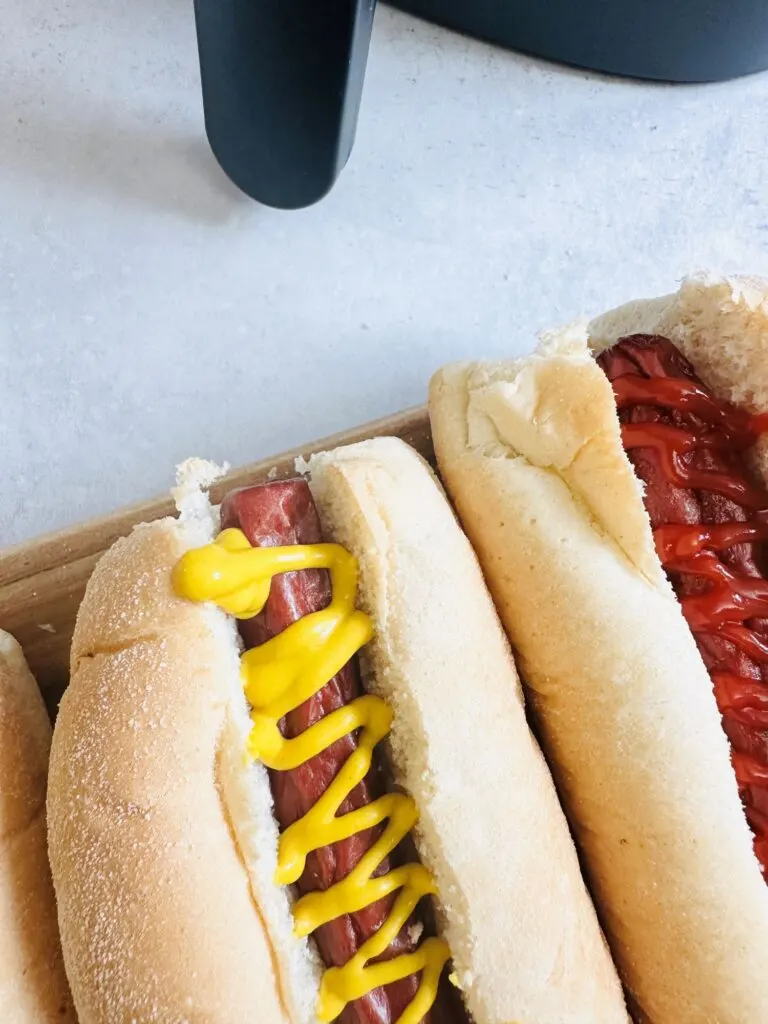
left=0, top=407, right=431, bottom=716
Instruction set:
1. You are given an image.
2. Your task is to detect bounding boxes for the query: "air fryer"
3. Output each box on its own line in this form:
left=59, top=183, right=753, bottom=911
left=193, top=0, right=768, bottom=209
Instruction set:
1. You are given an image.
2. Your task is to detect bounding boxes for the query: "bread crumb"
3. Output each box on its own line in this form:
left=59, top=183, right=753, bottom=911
left=172, top=458, right=228, bottom=520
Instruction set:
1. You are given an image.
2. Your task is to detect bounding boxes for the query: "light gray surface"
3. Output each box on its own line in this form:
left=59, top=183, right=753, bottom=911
left=2, top=1, right=768, bottom=546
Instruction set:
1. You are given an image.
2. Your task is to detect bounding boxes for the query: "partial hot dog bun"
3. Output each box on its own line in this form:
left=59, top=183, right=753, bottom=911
left=47, top=439, right=627, bottom=1024
left=47, top=462, right=314, bottom=1024
left=0, top=630, right=75, bottom=1022
left=307, top=439, right=626, bottom=1023
left=429, top=273, right=768, bottom=1023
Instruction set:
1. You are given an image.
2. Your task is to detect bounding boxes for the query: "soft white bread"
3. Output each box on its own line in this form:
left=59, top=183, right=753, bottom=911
left=48, top=440, right=627, bottom=1024
left=0, top=630, right=75, bottom=1022
left=428, top=273, right=768, bottom=1024
left=47, top=463, right=320, bottom=1024
left=307, top=437, right=627, bottom=1024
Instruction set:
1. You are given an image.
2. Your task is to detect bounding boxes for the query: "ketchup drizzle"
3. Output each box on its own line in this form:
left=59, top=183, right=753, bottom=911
left=598, top=335, right=768, bottom=878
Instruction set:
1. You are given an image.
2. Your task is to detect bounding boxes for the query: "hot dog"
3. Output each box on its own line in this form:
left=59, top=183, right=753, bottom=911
left=429, top=274, right=768, bottom=1023
left=46, top=437, right=627, bottom=1024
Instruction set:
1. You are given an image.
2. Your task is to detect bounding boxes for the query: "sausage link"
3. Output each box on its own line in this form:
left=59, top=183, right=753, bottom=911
left=220, top=481, right=464, bottom=1024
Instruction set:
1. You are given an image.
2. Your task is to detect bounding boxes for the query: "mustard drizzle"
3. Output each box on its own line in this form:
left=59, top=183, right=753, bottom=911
left=172, top=527, right=450, bottom=1023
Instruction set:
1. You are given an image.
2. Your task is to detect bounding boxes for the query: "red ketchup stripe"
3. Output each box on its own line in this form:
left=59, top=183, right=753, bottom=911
left=621, top=423, right=768, bottom=508
left=714, top=672, right=768, bottom=727
left=598, top=334, right=768, bottom=877
left=654, top=523, right=768, bottom=562
left=613, top=373, right=759, bottom=445
left=713, top=623, right=768, bottom=662
left=733, top=751, right=768, bottom=787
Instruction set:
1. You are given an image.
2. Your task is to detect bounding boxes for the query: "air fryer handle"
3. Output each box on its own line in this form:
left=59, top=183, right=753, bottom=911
left=194, top=0, right=377, bottom=209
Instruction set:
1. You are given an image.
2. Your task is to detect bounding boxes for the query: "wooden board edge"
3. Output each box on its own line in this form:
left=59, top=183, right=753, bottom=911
left=0, top=406, right=432, bottom=703
left=0, top=406, right=430, bottom=586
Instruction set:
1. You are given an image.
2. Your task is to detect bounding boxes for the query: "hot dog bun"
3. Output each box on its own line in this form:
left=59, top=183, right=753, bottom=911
left=0, top=630, right=75, bottom=1022
left=47, top=438, right=627, bottom=1023
left=429, top=273, right=768, bottom=1023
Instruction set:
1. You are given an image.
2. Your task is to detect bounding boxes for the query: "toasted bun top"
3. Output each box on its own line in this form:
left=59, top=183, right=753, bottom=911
left=429, top=274, right=768, bottom=1022
left=0, top=630, right=76, bottom=1022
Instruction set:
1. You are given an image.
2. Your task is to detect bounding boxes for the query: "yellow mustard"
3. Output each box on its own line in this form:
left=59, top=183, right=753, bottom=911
left=172, top=527, right=450, bottom=1024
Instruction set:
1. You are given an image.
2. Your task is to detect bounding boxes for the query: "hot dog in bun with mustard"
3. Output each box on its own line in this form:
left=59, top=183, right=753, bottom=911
left=46, top=437, right=627, bottom=1024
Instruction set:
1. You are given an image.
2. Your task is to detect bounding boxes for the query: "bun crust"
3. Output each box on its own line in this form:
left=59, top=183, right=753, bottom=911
left=428, top=274, right=768, bottom=1023
left=47, top=516, right=303, bottom=1024
left=308, top=437, right=627, bottom=1024
left=0, top=630, right=75, bottom=1023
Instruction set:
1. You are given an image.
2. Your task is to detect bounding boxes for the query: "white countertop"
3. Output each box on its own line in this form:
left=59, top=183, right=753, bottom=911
left=3, top=0, right=768, bottom=547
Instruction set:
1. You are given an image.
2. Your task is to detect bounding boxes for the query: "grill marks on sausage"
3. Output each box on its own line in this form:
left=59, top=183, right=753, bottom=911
left=598, top=335, right=768, bottom=875
left=220, top=481, right=462, bottom=1024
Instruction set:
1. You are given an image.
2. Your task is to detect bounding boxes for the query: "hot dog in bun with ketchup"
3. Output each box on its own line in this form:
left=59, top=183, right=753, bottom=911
left=430, top=274, right=768, bottom=1023
left=46, top=437, right=627, bottom=1024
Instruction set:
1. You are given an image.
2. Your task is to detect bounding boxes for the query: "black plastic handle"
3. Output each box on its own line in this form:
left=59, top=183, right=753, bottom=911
left=392, top=0, right=768, bottom=82
left=194, top=0, right=377, bottom=209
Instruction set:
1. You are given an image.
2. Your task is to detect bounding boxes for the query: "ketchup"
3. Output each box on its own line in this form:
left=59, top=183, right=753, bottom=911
left=598, top=335, right=768, bottom=878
